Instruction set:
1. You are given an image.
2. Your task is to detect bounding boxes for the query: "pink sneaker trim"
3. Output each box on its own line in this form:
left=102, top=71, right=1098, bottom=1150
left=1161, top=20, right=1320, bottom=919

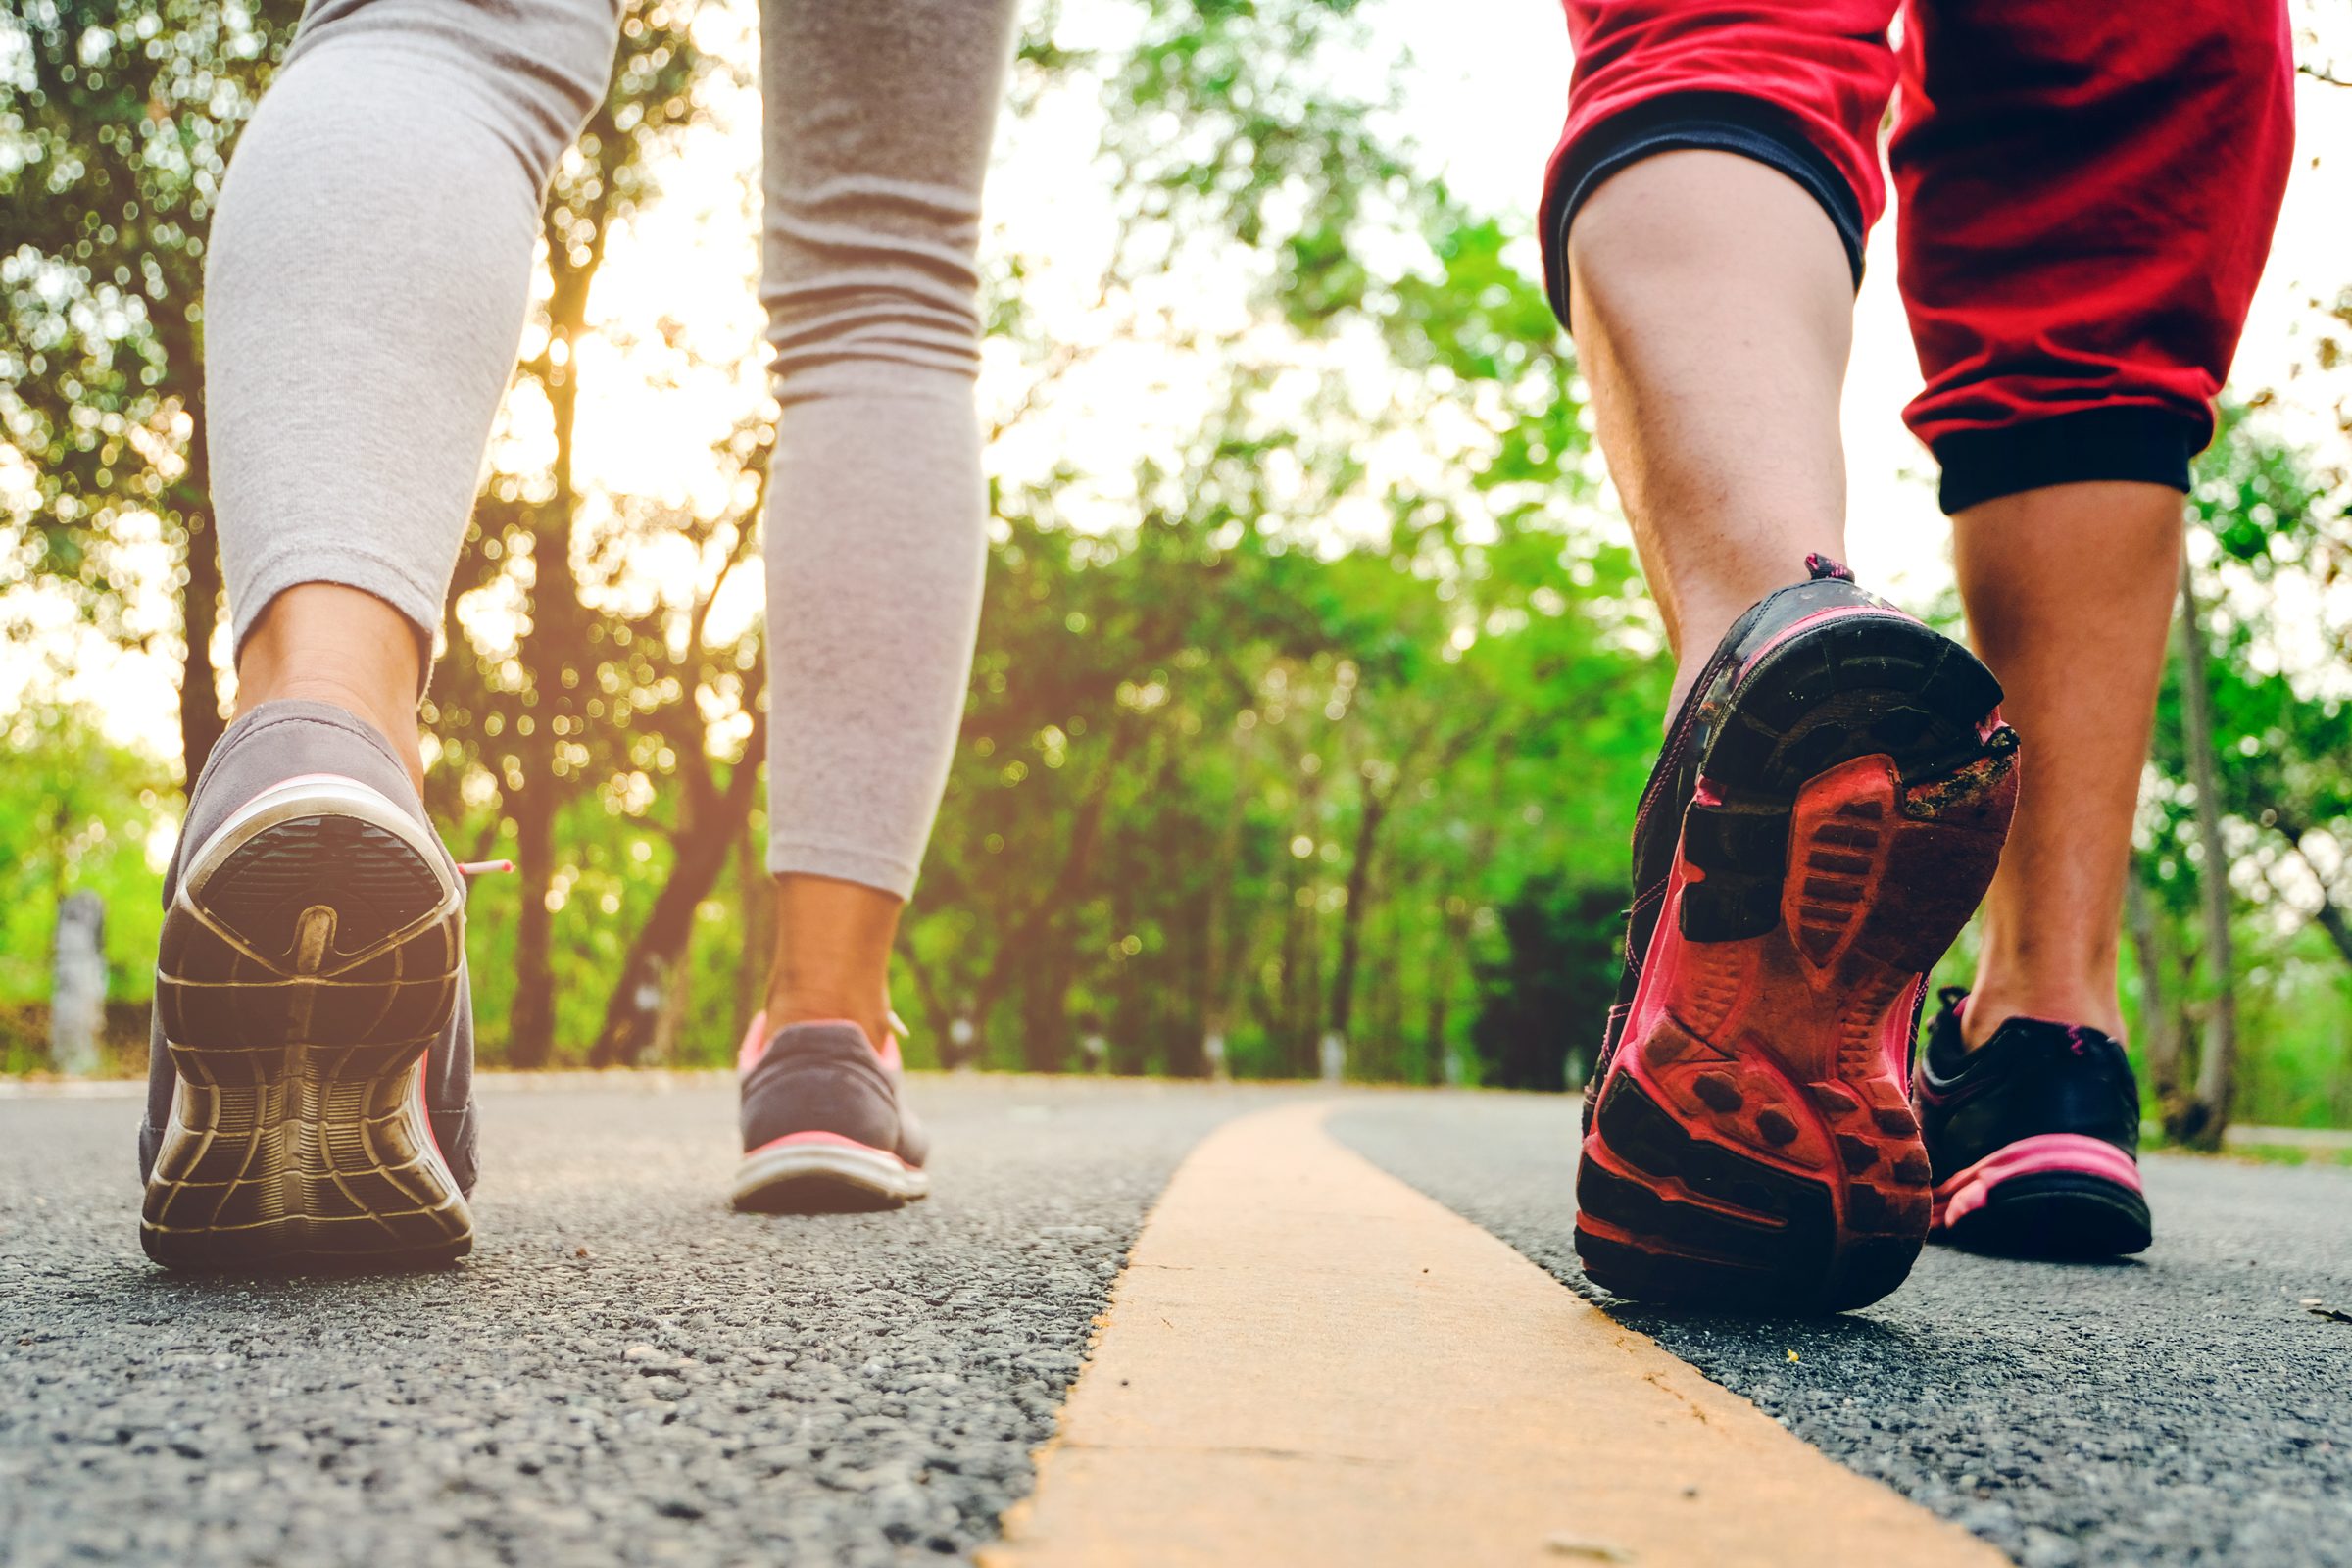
left=735, top=1012, right=905, bottom=1073
left=737, top=1010, right=770, bottom=1074
left=744, top=1128, right=910, bottom=1168
left=1734, top=606, right=1919, bottom=681
left=1934, top=1132, right=2142, bottom=1229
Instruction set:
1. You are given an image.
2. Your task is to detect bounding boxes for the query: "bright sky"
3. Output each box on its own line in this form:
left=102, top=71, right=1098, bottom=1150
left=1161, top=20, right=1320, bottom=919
left=13, top=0, right=2352, bottom=762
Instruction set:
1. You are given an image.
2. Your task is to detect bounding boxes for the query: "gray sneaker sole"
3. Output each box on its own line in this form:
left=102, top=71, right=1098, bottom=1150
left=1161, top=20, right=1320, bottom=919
left=142, top=775, right=473, bottom=1270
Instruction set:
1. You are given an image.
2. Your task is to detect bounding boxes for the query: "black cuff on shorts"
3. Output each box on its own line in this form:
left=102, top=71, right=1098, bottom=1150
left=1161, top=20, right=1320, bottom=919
left=1543, top=90, right=1868, bottom=330
left=1933, top=407, right=2207, bottom=514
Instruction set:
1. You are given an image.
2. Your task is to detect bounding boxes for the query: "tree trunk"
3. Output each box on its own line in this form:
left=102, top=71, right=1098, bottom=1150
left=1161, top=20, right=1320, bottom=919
left=1171, top=880, right=1212, bottom=1079
left=498, top=187, right=600, bottom=1068
left=177, top=506, right=227, bottom=793
left=1323, top=777, right=1389, bottom=1074
left=1193, top=728, right=1250, bottom=1079
left=2170, top=554, right=2237, bottom=1150
left=2123, top=873, right=2183, bottom=1106
left=1020, top=956, right=1075, bottom=1073
left=506, top=788, right=559, bottom=1067
left=967, top=720, right=1138, bottom=1069
left=165, top=336, right=228, bottom=795
left=1424, top=902, right=1472, bottom=1085
left=734, top=815, right=772, bottom=1041
left=589, top=728, right=764, bottom=1067
left=647, top=930, right=697, bottom=1066
left=2262, top=810, right=2352, bottom=969
left=50, top=891, right=107, bottom=1077
left=1108, top=870, right=1150, bottom=1075
left=2305, top=888, right=2352, bottom=969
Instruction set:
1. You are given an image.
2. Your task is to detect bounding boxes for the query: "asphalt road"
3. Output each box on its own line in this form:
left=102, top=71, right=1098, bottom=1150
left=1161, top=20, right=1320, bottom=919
left=1334, top=1094, right=2352, bottom=1568
left=3, top=1077, right=2347, bottom=1567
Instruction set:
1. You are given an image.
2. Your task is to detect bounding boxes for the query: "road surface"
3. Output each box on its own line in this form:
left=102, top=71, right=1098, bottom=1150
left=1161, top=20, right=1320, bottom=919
left=2, top=1076, right=2347, bottom=1566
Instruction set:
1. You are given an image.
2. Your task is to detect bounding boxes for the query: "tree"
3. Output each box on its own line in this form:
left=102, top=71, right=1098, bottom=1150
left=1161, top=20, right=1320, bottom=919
left=1, top=0, right=305, bottom=790
left=422, top=1, right=747, bottom=1066
left=2139, top=407, right=2350, bottom=1138
left=2169, top=551, right=2238, bottom=1148
left=1471, top=876, right=1622, bottom=1091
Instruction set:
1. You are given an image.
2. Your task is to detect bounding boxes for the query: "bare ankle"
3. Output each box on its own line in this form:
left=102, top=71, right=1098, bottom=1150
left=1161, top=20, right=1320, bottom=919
left=762, top=993, right=891, bottom=1051
left=764, top=873, right=906, bottom=1054
left=1959, top=981, right=2126, bottom=1051
left=236, top=585, right=426, bottom=790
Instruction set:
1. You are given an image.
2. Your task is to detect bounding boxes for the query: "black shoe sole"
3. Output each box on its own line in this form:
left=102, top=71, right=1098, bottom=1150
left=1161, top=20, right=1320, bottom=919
left=1938, top=1171, right=2153, bottom=1259
left=143, top=780, right=473, bottom=1271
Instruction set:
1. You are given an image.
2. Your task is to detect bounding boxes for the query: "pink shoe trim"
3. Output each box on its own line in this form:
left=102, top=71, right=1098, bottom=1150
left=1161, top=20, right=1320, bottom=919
left=738, top=1013, right=903, bottom=1072
left=736, top=1010, right=770, bottom=1074
left=1613, top=855, right=1694, bottom=1081
left=1735, top=606, right=1918, bottom=681
left=1935, top=1132, right=2142, bottom=1229
left=745, top=1128, right=910, bottom=1168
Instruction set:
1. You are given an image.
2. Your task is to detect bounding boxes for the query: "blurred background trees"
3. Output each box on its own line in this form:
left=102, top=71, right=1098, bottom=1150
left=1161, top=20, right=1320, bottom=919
left=6, top=0, right=2352, bottom=1141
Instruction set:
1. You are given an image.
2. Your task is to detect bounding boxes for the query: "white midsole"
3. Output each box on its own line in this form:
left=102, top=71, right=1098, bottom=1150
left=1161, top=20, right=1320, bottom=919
left=732, top=1141, right=929, bottom=1204
left=179, top=773, right=460, bottom=930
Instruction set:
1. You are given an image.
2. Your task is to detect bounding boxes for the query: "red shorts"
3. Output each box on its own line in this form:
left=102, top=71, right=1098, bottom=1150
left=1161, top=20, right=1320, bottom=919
left=1540, top=0, right=2295, bottom=512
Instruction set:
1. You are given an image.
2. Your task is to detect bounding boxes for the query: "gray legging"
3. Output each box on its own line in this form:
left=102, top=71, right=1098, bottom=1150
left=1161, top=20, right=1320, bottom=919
left=204, top=0, right=1017, bottom=898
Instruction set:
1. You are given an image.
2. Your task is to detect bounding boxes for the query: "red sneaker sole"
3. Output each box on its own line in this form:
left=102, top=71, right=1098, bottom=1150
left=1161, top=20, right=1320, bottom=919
left=1578, top=618, right=2018, bottom=1313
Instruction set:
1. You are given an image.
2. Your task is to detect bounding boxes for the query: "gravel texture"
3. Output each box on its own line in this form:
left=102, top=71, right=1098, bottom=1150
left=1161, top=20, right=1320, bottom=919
left=9, top=1077, right=2346, bottom=1568
left=0, top=1076, right=1264, bottom=1568
left=1332, top=1092, right=2352, bottom=1568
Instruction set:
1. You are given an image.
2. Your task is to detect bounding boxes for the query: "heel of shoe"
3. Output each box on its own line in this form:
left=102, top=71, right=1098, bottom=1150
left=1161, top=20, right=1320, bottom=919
left=143, top=785, right=472, bottom=1269
left=1934, top=1133, right=2151, bottom=1258
left=1782, top=736, right=2020, bottom=986
left=1576, top=1036, right=1932, bottom=1314
left=1575, top=620, right=2022, bottom=1314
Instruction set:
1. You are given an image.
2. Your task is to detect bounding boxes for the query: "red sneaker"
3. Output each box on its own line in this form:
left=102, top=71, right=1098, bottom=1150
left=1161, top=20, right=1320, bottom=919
left=1575, top=558, right=2019, bottom=1313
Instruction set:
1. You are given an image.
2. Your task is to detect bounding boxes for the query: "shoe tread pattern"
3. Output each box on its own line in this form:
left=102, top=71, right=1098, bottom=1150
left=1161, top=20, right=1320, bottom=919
left=1577, top=612, right=2016, bottom=1314
left=143, top=810, right=471, bottom=1270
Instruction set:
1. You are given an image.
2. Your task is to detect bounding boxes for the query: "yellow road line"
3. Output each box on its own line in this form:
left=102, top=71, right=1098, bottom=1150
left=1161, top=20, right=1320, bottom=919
left=984, top=1101, right=2002, bottom=1568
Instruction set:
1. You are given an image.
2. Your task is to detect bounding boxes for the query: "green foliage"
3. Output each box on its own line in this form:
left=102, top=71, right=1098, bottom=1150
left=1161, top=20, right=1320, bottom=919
left=2, top=0, right=304, bottom=780
left=2126, top=408, right=2352, bottom=1127
left=5, top=0, right=2350, bottom=1131
left=0, top=704, right=173, bottom=1069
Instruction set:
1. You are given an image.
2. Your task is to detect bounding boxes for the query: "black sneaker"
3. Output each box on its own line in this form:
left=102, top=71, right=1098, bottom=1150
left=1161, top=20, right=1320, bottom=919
left=140, top=700, right=480, bottom=1269
left=1914, top=988, right=2152, bottom=1257
left=732, top=1015, right=930, bottom=1212
left=1575, top=557, right=2021, bottom=1313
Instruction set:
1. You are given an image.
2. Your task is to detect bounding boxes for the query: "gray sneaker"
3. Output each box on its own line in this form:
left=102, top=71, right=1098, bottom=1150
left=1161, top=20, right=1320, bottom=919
left=732, top=1016, right=930, bottom=1212
left=139, top=700, right=479, bottom=1269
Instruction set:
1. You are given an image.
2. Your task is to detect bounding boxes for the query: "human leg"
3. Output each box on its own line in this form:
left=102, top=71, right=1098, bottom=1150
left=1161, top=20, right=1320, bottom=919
left=1892, top=0, right=2294, bottom=1043
left=209, top=0, right=619, bottom=721
left=731, top=0, right=1019, bottom=1211
left=1544, top=0, right=1899, bottom=702
left=1544, top=0, right=2023, bottom=1312
left=1566, top=149, right=1853, bottom=710
left=1888, top=0, right=2293, bottom=1254
left=753, top=0, right=1019, bottom=1044
left=142, top=0, right=619, bottom=1265
left=1950, top=488, right=2184, bottom=1044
